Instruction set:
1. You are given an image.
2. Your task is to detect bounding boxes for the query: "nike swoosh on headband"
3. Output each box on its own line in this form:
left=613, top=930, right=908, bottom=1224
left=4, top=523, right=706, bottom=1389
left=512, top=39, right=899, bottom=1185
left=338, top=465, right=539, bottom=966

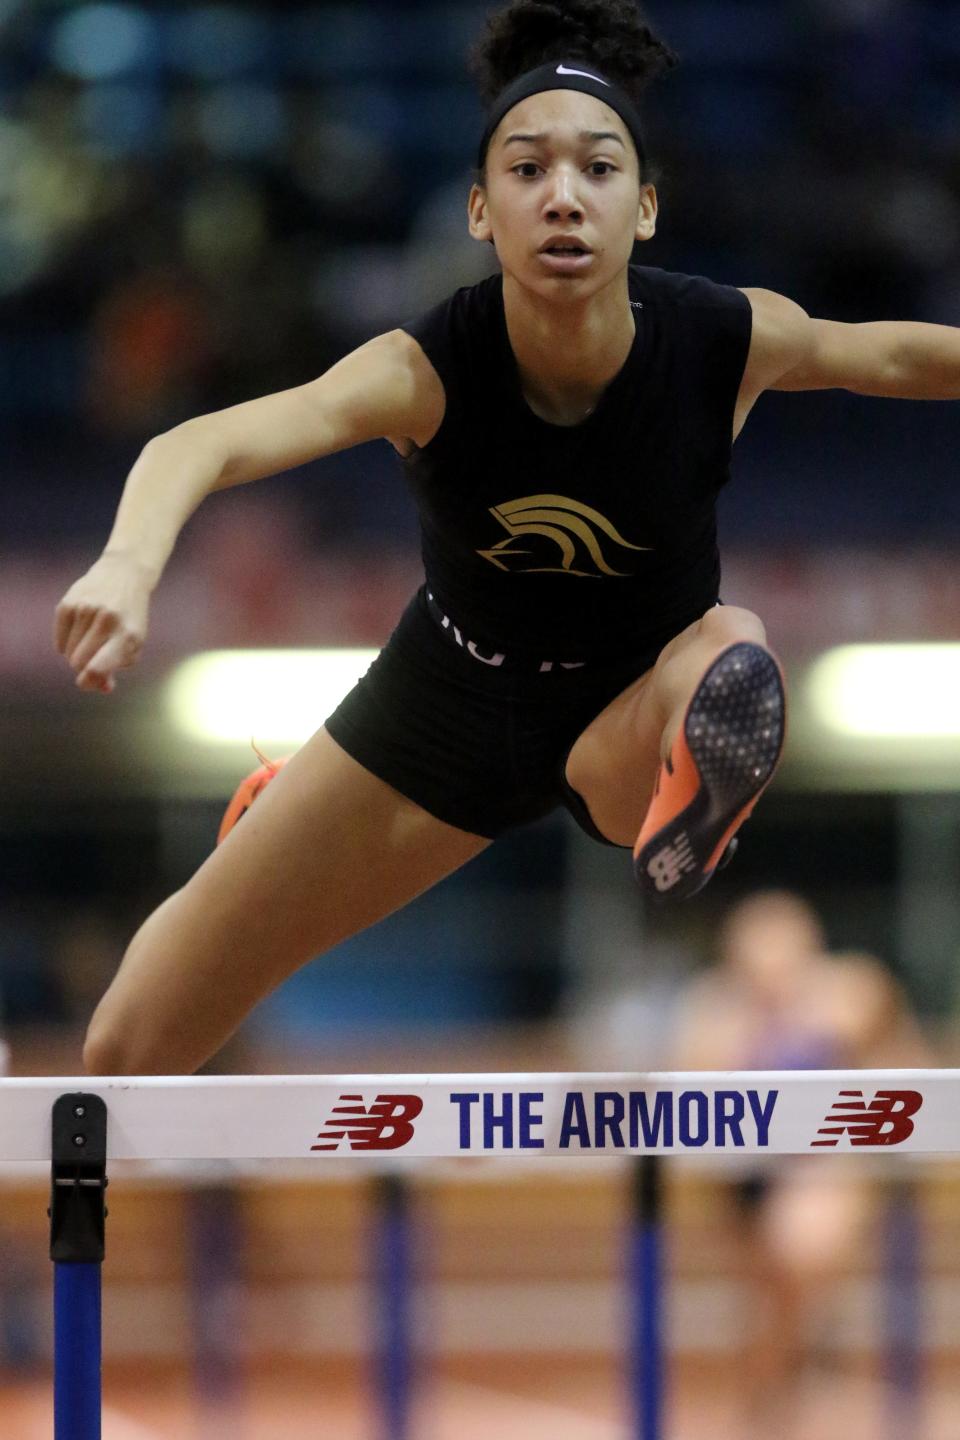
left=556, top=64, right=610, bottom=85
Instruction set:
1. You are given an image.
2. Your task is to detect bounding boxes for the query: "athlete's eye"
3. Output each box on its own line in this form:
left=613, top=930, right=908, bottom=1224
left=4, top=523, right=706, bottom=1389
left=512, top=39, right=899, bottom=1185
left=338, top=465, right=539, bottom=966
left=511, top=160, right=615, bottom=179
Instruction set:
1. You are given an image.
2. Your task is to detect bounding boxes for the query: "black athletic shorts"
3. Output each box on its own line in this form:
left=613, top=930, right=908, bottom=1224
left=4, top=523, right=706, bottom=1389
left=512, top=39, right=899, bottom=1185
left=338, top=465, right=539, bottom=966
left=324, top=586, right=683, bottom=843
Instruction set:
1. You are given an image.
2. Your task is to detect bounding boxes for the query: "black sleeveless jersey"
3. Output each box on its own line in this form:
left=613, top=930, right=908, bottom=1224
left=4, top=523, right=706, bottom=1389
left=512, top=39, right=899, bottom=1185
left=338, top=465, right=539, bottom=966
left=398, top=265, right=752, bottom=663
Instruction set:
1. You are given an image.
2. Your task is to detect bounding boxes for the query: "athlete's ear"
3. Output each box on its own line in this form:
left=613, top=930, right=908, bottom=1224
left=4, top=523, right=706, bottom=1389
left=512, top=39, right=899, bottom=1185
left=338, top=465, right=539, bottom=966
left=468, top=183, right=494, bottom=245
left=635, top=183, right=658, bottom=244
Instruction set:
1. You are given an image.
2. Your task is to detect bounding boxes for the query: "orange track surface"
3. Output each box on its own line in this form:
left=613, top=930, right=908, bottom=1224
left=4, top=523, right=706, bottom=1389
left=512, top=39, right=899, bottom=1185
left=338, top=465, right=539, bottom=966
left=2, top=1366, right=958, bottom=1440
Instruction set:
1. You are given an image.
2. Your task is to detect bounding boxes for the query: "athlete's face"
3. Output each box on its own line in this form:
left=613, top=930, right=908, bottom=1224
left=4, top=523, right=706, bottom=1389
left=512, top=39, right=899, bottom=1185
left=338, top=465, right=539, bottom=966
left=468, top=89, right=657, bottom=298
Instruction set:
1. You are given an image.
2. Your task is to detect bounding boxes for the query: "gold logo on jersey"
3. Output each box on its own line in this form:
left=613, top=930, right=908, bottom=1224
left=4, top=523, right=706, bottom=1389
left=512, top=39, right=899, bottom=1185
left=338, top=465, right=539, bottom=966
left=477, top=494, right=650, bottom=577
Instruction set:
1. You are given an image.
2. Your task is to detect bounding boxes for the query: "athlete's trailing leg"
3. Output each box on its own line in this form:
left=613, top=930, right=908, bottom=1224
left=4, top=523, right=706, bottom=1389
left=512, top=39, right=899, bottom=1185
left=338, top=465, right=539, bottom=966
left=564, top=606, right=785, bottom=897
left=634, top=621, right=785, bottom=898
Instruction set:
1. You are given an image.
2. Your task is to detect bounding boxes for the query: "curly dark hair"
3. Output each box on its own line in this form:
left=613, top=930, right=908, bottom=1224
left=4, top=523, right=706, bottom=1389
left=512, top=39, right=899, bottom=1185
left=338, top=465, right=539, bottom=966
left=469, top=0, right=678, bottom=110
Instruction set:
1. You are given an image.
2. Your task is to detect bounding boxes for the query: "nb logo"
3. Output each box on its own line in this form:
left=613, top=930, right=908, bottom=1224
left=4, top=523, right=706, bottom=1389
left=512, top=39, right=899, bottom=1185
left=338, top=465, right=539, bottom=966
left=645, top=834, right=696, bottom=892
left=477, top=494, right=650, bottom=577
left=311, top=1093, right=424, bottom=1152
left=811, top=1090, right=923, bottom=1148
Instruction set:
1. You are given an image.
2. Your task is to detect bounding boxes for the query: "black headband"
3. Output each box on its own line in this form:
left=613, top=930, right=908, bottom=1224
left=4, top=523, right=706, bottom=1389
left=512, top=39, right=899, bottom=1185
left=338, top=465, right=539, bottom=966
left=476, top=60, right=647, bottom=174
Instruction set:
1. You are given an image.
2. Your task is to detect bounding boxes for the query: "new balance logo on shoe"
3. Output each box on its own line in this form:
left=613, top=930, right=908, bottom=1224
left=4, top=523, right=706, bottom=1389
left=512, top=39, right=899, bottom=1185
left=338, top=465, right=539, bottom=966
left=645, top=833, right=696, bottom=892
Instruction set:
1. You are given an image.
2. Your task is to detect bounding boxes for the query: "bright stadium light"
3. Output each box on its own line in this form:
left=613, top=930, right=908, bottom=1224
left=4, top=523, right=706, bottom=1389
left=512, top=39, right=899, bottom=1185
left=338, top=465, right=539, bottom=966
left=807, top=644, right=960, bottom=738
left=165, top=648, right=377, bottom=746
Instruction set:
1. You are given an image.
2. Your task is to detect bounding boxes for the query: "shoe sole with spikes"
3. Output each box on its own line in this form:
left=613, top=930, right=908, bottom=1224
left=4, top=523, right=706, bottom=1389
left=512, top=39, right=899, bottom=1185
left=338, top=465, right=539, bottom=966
left=633, top=642, right=786, bottom=900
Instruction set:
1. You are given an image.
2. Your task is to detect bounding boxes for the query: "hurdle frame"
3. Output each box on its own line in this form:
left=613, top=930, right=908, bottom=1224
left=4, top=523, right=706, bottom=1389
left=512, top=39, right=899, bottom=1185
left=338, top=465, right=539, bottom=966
left=0, top=1069, right=948, bottom=1440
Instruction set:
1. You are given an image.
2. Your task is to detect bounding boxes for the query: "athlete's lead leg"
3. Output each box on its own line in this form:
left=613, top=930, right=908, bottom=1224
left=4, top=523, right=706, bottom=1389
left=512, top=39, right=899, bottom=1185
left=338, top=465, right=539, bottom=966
left=83, top=729, right=491, bottom=1075
left=564, top=606, right=785, bottom=897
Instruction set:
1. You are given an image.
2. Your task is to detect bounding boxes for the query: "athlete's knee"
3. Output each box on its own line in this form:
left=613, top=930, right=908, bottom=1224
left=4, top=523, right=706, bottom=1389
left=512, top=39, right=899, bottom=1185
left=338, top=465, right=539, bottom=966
left=698, top=604, right=766, bottom=649
left=82, top=1008, right=123, bottom=1076
left=83, top=896, right=186, bottom=1075
left=651, top=606, right=773, bottom=748
left=83, top=990, right=174, bottom=1077
left=563, top=734, right=592, bottom=796
left=83, top=997, right=138, bottom=1075
left=83, top=980, right=154, bottom=1076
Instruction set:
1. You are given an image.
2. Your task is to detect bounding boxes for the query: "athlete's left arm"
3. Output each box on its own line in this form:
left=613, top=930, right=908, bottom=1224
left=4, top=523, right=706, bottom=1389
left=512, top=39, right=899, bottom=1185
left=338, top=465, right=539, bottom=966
left=739, top=287, right=960, bottom=399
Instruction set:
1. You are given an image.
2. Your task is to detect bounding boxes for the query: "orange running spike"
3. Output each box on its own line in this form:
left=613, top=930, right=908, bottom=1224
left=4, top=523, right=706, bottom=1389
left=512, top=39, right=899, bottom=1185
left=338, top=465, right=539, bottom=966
left=217, top=753, right=290, bottom=845
left=633, top=642, right=786, bottom=900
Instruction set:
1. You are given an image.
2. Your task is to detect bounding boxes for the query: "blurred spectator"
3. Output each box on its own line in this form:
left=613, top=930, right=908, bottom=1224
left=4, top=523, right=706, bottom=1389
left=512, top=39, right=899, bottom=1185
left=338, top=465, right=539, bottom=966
left=673, top=889, right=932, bottom=1438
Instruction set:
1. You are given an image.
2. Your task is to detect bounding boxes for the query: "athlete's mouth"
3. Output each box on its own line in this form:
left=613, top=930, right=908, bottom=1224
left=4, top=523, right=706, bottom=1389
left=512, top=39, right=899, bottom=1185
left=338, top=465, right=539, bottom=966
left=539, top=239, right=592, bottom=257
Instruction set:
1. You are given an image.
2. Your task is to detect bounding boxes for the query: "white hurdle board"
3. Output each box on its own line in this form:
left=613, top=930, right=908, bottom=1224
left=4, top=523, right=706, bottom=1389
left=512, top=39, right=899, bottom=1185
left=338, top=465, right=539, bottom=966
left=0, top=1071, right=955, bottom=1161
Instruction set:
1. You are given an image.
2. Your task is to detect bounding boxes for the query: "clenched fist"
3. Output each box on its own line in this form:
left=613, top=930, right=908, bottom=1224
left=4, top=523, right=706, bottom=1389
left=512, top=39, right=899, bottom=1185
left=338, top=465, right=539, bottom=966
left=54, top=551, right=154, bottom=693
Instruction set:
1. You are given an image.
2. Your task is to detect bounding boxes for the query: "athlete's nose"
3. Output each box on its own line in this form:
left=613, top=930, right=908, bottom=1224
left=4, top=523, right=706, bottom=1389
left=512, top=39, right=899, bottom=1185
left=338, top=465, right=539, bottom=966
left=544, top=166, right=583, bottom=221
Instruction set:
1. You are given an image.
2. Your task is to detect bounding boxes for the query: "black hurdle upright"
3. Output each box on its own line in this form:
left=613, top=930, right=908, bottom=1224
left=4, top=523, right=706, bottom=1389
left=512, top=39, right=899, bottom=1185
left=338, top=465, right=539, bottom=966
left=49, top=1093, right=108, bottom=1440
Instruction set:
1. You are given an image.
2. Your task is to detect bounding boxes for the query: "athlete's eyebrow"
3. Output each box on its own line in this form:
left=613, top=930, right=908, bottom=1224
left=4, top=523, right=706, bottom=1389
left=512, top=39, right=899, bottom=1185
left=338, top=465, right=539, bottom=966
left=502, top=130, right=626, bottom=149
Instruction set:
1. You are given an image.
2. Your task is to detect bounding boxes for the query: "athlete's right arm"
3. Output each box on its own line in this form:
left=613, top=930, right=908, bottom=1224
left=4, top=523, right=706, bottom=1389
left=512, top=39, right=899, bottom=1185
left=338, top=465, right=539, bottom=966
left=54, top=329, right=443, bottom=692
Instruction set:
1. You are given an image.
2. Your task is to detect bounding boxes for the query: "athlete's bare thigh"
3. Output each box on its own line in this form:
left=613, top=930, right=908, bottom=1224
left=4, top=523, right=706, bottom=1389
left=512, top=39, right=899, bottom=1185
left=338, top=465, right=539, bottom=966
left=84, top=728, right=490, bottom=1075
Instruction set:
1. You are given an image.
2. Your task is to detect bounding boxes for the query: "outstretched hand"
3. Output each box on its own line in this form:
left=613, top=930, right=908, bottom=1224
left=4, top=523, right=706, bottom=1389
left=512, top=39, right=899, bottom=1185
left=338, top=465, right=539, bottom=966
left=54, top=551, right=153, bottom=693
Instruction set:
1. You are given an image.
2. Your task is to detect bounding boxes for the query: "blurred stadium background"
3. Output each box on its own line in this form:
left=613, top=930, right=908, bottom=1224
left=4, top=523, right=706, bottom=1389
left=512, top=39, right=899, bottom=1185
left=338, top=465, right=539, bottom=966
left=3, top=0, right=960, bottom=1435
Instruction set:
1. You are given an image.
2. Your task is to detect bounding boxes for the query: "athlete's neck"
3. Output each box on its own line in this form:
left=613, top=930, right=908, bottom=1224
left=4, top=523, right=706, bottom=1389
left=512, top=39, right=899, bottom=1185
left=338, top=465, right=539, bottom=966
left=501, top=272, right=636, bottom=426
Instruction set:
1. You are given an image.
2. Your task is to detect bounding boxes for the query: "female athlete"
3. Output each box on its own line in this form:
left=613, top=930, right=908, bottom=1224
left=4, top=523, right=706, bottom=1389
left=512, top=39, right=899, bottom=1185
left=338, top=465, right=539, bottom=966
left=55, top=0, right=960, bottom=1075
